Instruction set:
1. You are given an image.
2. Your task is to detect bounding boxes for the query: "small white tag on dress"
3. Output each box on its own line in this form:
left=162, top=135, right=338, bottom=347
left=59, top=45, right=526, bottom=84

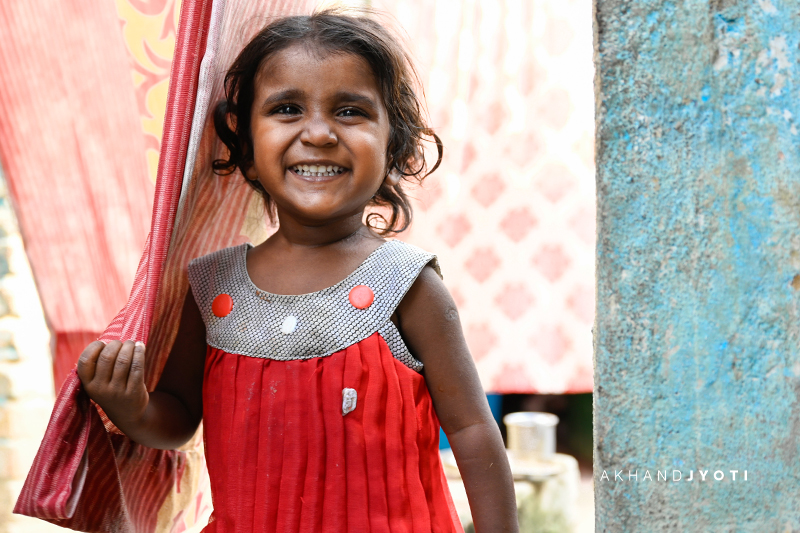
left=342, top=388, right=357, bottom=415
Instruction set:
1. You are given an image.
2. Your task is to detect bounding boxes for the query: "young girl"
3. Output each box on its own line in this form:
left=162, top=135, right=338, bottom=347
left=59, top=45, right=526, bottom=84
left=77, top=9, right=518, bottom=532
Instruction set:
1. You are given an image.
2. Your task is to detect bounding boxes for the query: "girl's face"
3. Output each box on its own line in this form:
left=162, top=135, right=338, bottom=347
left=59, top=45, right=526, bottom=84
left=246, top=44, right=394, bottom=227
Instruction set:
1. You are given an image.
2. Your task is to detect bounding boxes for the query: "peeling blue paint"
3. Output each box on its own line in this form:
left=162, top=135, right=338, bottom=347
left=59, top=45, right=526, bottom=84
left=594, top=0, right=800, bottom=530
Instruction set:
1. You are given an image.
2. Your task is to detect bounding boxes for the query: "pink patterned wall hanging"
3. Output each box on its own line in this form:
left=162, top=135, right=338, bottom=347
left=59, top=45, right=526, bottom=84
left=375, top=0, right=596, bottom=393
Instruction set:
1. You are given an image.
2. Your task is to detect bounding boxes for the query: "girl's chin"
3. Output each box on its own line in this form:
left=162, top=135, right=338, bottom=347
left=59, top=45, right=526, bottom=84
left=276, top=203, right=367, bottom=224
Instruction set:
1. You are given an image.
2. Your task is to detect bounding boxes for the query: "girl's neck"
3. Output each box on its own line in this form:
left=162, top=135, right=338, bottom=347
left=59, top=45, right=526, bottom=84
left=247, top=211, right=386, bottom=296
left=271, top=211, right=380, bottom=250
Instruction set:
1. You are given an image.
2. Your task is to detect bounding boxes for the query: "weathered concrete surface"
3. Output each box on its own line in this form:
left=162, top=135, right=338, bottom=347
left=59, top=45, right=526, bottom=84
left=594, top=0, right=800, bottom=531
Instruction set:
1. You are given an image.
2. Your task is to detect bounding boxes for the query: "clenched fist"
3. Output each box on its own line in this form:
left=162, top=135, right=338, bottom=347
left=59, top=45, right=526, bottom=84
left=77, top=340, right=149, bottom=428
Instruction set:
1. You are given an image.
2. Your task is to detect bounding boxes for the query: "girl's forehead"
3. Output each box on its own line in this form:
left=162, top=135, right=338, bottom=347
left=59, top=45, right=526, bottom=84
left=256, top=44, right=380, bottom=90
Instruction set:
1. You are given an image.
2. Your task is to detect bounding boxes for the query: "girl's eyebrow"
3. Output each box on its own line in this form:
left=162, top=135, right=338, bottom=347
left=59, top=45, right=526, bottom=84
left=259, top=89, right=304, bottom=111
left=333, top=92, right=378, bottom=109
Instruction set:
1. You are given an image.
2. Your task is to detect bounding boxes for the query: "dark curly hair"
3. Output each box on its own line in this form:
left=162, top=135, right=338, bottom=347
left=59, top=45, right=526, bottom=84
left=212, top=7, right=443, bottom=234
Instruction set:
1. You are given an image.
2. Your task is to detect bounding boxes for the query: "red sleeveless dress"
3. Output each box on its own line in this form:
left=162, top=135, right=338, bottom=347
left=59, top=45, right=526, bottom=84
left=188, top=241, right=463, bottom=532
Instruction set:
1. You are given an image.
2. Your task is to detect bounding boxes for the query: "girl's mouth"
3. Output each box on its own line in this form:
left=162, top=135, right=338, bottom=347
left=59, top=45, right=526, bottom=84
left=289, top=165, right=347, bottom=178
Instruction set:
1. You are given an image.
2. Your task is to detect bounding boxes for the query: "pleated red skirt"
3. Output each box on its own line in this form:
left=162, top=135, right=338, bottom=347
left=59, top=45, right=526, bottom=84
left=201, top=331, right=463, bottom=532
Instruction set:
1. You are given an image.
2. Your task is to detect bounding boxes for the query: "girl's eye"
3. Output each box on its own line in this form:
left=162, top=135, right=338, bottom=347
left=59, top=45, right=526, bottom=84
left=273, top=104, right=300, bottom=115
left=339, top=108, right=366, bottom=118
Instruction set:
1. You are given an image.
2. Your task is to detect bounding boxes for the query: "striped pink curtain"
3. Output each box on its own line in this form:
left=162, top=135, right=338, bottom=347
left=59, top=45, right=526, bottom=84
left=0, top=0, right=155, bottom=389
left=10, top=0, right=309, bottom=531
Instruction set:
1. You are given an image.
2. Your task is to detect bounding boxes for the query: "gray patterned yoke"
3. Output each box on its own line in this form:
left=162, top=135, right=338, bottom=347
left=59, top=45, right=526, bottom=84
left=186, top=240, right=441, bottom=372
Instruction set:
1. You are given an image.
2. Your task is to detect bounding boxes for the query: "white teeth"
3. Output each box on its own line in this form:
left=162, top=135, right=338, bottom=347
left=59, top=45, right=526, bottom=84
left=292, top=165, right=345, bottom=177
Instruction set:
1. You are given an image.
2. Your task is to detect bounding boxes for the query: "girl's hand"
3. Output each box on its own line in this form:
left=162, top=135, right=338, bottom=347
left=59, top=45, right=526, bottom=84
left=77, top=340, right=149, bottom=427
left=72, top=293, right=206, bottom=450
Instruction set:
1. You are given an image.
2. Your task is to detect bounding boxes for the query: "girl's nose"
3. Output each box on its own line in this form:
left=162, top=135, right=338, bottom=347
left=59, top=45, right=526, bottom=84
left=300, top=116, right=338, bottom=147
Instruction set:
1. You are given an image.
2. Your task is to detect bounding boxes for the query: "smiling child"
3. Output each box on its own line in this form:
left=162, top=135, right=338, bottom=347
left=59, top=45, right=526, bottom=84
left=76, top=9, right=518, bottom=532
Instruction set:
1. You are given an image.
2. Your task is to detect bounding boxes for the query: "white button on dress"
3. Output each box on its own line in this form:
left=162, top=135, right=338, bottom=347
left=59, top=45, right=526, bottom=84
left=281, top=315, right=298, bottom=334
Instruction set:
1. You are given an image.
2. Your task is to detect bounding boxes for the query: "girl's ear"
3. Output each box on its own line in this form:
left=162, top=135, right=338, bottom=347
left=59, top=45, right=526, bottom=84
left=226, top=111, right=237, bottom=132
left=384, top=168, right=401, bottom=187
left=244, top=164, right=258, bottom=181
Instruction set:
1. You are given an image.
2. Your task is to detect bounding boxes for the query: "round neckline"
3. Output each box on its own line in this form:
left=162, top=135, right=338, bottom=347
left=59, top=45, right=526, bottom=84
left=240, top=240, right=393, bottom=298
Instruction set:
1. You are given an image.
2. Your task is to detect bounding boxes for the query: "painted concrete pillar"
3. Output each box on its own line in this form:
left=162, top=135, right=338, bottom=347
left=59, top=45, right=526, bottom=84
left=594, top=0, right=800, bottom=530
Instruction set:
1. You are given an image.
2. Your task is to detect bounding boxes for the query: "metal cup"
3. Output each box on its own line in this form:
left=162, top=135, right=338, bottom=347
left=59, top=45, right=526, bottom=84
left=503, top=412, right=559, bottom=461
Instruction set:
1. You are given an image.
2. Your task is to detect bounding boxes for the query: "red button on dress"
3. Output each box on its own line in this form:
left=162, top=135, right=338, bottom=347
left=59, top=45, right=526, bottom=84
left=212, top=294, right=233, bottom=317
left=348, top=285, right=374, bottom=309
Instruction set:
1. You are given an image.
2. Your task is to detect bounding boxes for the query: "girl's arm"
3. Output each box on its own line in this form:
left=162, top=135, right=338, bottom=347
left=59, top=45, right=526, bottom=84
left=77, top=291, right=207, bottom=450
left=395, top=266, right=519, bottom=533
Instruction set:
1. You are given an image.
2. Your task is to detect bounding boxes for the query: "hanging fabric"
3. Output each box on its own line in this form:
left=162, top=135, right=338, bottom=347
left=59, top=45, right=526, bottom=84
left=12, top=0, right=308, bottom=530
left=0, top=0, right=155, bottom=391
